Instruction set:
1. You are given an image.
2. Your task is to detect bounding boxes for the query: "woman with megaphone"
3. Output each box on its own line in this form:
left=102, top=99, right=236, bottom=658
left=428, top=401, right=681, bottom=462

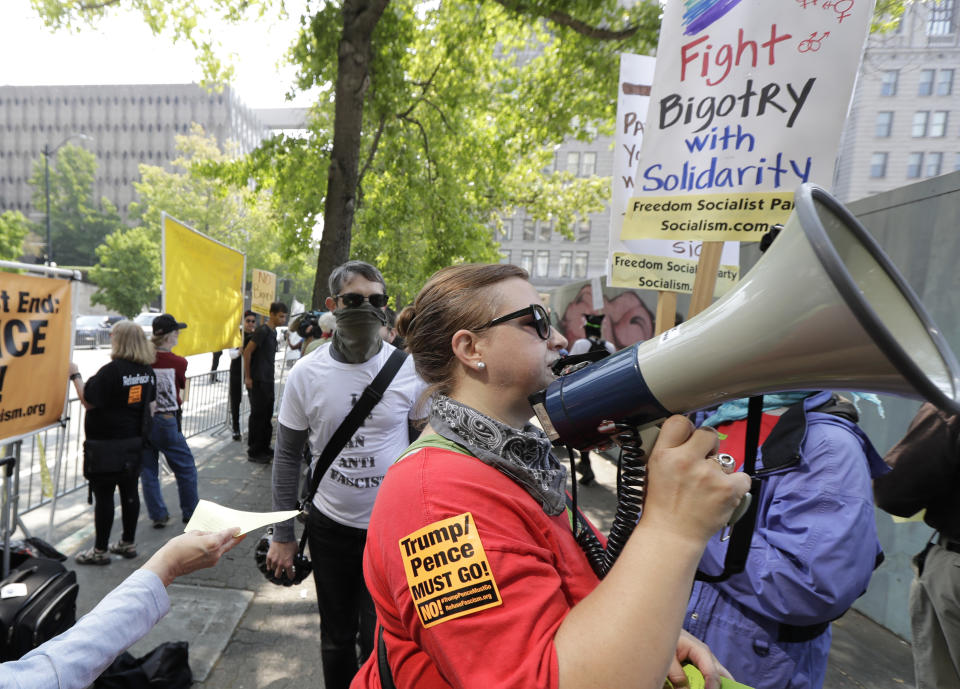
left=350, top=264, right=751, bottom=689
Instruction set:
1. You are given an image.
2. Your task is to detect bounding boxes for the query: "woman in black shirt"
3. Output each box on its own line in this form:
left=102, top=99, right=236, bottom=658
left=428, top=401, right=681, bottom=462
left=76, top=321, right=157, bottom=565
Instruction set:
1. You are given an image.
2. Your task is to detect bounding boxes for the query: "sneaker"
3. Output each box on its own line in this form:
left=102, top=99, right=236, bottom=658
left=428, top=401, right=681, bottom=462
left=76, top=547, right=110, bottom=565
left=152, top=515, right=171, bottom=529
left=232, top=431, right=242, bottom=441
left=247, top=453, right=272, bottom=464
left=109, top=541, right=137, bottom=559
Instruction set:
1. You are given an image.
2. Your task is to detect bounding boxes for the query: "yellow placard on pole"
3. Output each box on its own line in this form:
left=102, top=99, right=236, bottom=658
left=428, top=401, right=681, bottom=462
left=251, top=269, right=277, bottom=317
left=611, top=252, right=738, bottom=297
left=622, top=192, right=793, bottom=243
left=0, top=272, right=71, bottom=442
left=163, top=214, right=244, bottom=357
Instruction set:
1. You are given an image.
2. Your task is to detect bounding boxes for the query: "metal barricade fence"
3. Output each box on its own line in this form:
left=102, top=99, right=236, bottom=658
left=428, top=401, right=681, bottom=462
left=0, top=357, right=270, bottom=538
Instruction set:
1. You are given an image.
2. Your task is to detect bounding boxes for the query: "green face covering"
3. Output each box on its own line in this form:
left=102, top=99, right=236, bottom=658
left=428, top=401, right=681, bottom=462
left=331, top=303, right=387, bottom=363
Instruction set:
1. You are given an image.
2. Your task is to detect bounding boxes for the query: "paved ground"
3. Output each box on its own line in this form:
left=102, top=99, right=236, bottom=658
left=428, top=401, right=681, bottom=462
left=22, top=426, right=915, bottom=688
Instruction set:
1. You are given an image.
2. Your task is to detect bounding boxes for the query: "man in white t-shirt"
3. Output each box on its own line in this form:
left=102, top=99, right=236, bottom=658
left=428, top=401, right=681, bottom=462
left=266, top=261, right=427, bottom=689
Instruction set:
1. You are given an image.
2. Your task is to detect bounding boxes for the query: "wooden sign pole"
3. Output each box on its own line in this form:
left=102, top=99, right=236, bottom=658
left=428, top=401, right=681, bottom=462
left=654, top=291, right=677, bottom=336
left=687, top=242, right=724, bottom=320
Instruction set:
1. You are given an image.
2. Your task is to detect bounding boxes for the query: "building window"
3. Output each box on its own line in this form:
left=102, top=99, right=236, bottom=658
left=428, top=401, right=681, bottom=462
left=954, top=152, right=960, bottom=171
left=559, top=251, right=572, bottom=278
left=931, top=111, right=949, bottom=137
left=912, top=111, right=930, bottom=137
left=937, top=69, right=955, bottom=95
left=928, top=0, right=955, bottom=35
left=870, top=152, right=888, bottom=178
left=581, top=152, right=597, bottom=177
left=535, top=250, right=550, bottom=278
left=577, top=219, right=591, bottom=243
left=522, top=218, right=535, bottom=241
left=875, top=112, right=893, bottom=137
left=538, top=222, right=552, bottom=242
left=880, top=70, right=899, bottom=96
left=566, top=151, right=580, bottom=176
left=926, top=151, right=943, bottom=176
left=500, top=250, right=511, bottom=264
left=573, top=251, right=589, bottom=280
left=919, top=69, right=936, bottom=96
left=500, top=219, right=513, bottom=241
left=520, top=250, right=534, bottom=275
left=907, top=152, right=924, bottom=178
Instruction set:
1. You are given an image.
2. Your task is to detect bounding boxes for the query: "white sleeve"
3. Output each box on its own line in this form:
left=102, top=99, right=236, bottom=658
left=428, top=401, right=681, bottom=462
left=0, top=570, right=169, bottom=689
left=277, top=364, right=309, bottom=431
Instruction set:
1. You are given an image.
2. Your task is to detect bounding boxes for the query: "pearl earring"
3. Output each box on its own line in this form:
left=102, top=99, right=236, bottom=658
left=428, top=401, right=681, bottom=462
left=477, top=361, right=486, bottom=370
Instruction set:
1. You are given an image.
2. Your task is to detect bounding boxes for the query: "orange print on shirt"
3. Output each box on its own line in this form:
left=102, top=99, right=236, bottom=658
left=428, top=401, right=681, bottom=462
left=127, top=385, right=142, bottom=404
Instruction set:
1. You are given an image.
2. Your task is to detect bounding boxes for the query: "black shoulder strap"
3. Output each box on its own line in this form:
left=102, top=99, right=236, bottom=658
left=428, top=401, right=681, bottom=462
left=378, top=626, right=397, bottom=689
left=298, top=348, right=408, bottom=550
left=696, top=395, right=763, bottom=583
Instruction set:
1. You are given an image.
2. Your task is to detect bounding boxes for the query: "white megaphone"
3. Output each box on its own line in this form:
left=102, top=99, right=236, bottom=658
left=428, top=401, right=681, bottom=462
left=531, top=183, right=960, bottom=450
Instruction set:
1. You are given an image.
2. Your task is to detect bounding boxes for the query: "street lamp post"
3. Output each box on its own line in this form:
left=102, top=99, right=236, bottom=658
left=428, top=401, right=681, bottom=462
left=42, top=133, right=92, bottom=265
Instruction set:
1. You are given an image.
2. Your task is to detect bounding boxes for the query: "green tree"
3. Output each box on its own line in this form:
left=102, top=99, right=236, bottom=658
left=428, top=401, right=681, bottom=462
left=0, top=211, right=32, bottom=261
left=28, top=143, right=123, bottom=267
left=127, top=126, right=316, bottom=304
left=89, top=227, right=161, bottom=318
left=32, top=0, right=913, bottom=306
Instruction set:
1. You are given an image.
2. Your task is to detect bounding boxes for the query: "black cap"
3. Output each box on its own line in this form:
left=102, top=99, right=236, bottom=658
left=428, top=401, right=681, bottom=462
left=584, top=314, right=604, bottom=333
left=153, top=313, right=187, bottom=336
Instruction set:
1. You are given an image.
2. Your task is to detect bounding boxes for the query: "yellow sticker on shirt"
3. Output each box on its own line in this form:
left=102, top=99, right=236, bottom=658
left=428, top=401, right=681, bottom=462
left=399, top=512, right=502, bottom=628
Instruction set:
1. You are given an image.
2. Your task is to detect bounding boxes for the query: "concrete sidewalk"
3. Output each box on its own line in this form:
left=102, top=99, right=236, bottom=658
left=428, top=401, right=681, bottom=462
left=27, top=428, right=914, bottom=688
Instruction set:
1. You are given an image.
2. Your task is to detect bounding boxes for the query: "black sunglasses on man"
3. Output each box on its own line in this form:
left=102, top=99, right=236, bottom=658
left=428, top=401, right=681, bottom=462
left=335, top=293, right=389, bottom=309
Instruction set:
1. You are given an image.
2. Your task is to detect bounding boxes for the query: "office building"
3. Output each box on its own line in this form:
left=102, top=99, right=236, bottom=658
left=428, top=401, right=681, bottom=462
left=835, top=0, right=960, bottom=201
left=0, top=83, right=266, bottom=217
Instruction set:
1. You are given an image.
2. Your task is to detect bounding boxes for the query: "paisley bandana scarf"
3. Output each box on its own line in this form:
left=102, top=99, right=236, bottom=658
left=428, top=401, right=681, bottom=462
left=429, top=395, right=567, bottom=516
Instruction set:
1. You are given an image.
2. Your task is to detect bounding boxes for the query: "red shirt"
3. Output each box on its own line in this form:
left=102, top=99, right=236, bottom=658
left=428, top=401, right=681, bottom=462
left=353, top=443, right=599, bottom=689
left=152, top=350, right=187, bottom=411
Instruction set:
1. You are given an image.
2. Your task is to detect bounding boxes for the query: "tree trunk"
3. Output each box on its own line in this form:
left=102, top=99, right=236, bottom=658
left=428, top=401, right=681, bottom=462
left=312, top=0, right=390, bottom=308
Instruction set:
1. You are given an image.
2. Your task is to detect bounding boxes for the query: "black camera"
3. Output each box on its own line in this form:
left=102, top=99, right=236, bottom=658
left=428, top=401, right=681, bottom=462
left=295, top=310, right=322, bottom=338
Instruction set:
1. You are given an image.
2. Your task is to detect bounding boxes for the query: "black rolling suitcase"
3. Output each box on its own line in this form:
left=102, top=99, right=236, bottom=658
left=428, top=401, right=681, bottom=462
left=0, top=557, right=78, bottom=660
left=0, top=453, right=78, bottom=661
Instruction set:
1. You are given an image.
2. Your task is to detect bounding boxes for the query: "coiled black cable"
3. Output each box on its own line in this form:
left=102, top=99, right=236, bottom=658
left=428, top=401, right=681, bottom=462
left=567, top=423, right=647, bottom=579
left=568, top=423, right=648, bottom=579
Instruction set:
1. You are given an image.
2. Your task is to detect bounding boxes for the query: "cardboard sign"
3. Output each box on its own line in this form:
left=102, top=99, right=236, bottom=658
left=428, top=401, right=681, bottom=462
left=608, top=53, right=739, bottom=292
left=399, top=512, right=502, bottom=628
left=251, top=268, right=277, bottom=318
left=0, top=272, right=71, bottom=442
left=623, top=0, right=873, bottom=243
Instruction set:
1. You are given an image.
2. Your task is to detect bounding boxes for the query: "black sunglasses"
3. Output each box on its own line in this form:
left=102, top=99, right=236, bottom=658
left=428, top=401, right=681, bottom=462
left=335, top=292, right=389, bottom=309
left=483, top=304, right=551, bottom=340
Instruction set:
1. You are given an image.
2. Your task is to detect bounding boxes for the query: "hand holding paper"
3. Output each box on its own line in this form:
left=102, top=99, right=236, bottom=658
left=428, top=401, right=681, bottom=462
left=183, top=499, right=299, bottom=535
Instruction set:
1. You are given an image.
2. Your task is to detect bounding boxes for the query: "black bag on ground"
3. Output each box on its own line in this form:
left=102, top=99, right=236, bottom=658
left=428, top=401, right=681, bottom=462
left=0, top=556, right=78, bottom=661
left=2, top=537, right=69, bottom=571
left=83, top=436, right=144, bottom=479
left=94, top=640, right=192, bottom=688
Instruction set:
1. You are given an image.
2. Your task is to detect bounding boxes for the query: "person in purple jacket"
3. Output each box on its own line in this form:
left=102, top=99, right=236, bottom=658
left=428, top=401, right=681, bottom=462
left=683, top=391, right=889, bottom=689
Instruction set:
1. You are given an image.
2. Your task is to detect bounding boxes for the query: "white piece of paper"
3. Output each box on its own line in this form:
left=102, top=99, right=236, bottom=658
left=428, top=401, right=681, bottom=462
left=1, top=583, right=27, bottom=599
left=183, top=499, right=299, bottom=536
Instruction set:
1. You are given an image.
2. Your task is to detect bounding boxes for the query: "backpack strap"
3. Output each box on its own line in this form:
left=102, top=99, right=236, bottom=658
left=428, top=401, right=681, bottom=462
left=298, top=348, right=408, bottom=553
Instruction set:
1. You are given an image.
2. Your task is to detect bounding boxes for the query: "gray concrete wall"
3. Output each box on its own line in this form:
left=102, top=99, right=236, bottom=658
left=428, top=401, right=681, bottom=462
left=838, top=170, right=960, bottom=640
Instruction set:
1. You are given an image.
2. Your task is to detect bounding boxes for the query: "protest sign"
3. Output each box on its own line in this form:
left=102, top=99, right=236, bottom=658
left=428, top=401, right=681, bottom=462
left=163, top=213, right=244, bottom=357
left=251, top=269, right=277, bottom=318
left=0, top=272, right=71, bottom=442
left=609, top=52, right=739, bottom=294
left=623, top=0, right=873, bottom=243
